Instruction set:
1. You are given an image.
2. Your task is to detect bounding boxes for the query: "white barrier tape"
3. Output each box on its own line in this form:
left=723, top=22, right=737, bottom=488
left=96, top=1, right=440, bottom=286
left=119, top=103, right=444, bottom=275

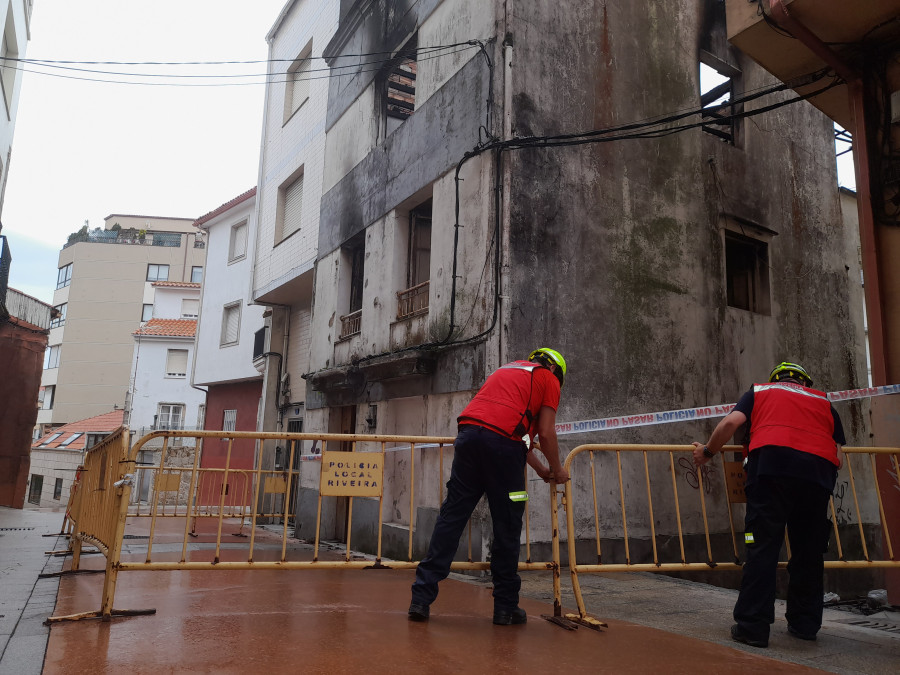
left=555, top=383, right=900, bottom=436
left=292, top=384, right=900, bottom=458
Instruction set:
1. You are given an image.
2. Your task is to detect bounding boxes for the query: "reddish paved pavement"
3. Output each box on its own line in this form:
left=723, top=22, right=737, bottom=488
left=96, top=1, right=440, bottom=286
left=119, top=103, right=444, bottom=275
left=44, top=520, right=825, bottom=674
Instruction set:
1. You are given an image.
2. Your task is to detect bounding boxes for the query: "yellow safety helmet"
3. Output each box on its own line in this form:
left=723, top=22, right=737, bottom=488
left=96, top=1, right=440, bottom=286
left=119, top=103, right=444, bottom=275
left=769, top=361, right=813, bottom=387
left=528, top=348, right=567, bottom=386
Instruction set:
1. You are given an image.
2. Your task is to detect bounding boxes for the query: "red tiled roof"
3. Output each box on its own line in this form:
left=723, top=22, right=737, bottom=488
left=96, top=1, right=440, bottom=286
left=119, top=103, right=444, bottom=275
left=32, top=410, right=125, bottom=451
left=134, top=318, right=197, bottom=337
left=193, top=187, right=256, bottom=228
left=103, top=214, right=195, bottom=222
left=151, top=281, right=201, bottom=288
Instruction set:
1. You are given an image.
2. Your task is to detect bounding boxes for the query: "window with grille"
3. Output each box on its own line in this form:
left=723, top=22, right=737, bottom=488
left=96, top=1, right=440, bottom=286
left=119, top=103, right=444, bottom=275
left=276, top=171, right=304, bottom=243
left=147, top=264, right=169, bottom=282
left=157, top=403, right=184, bottom=430
left=165, top=349, right=189, bottom=377
left=223, top=409, right=237, bottom=433
left=284, top=41, right=312, bottom=123
left=51, top=303, right=67, bottom=328
left=56, top=263, right=72, bottom=289
left=339, top=239, right=365, bottom=339
left=229, top=221, right=248, bottom=262
left=221, top=302, right=241, bottom=346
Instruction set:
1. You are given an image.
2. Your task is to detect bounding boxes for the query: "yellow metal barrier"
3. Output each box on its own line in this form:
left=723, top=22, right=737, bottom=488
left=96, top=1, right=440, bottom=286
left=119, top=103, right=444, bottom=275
left=49, top=429, right=568, bottom=625
left=561, top=444, right=900, bottom=623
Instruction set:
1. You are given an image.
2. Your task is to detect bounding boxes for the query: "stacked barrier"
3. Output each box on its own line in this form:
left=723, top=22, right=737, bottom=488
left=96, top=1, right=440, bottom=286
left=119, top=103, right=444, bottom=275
left=49, top=428, right=899, bottom=630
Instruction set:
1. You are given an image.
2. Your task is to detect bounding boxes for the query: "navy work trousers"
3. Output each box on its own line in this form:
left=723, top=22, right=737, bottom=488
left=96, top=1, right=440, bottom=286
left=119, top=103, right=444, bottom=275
left=410, top=425, right=527, bottom=612
left=733, top=475, right=831, bottom=641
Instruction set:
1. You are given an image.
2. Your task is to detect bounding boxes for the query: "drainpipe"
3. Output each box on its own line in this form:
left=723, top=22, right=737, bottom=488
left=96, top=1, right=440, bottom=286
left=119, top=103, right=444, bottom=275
left=769, top=0, right=887, bottom=385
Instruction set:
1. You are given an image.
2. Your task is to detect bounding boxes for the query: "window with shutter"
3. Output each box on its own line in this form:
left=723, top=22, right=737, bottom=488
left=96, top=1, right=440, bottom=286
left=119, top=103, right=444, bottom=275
left=166, top=349, right=189, bottom=377
left=181, top=299, right=199, bottom=318
left=277, top=172, right=304, bottom=242
left=220, top=303, right=241, bottom=346
left=229, top=222, right=248, bottom=262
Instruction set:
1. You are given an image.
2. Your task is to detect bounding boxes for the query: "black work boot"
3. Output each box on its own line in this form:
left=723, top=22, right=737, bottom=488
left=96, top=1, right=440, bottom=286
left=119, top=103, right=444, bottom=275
left=408, top=603, right=430, bottom=622
left=493, top=607, right=527, bottom=625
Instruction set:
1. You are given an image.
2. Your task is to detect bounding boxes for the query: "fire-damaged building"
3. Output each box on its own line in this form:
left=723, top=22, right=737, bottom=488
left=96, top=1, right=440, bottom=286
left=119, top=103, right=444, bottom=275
left=249, top=1, right=873, bottom=588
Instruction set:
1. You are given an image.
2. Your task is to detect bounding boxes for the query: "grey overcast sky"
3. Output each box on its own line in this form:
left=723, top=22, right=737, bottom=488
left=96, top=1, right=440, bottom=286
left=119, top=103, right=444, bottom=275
left=2, top=1, right=855, bottom=305
left=2, top=0, right=284, bottom=303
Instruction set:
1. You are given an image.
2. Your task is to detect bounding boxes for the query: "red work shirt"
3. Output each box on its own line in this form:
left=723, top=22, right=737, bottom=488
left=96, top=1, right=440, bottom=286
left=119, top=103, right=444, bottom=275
left=748, top=382, right=840, bottom=466
left=457, top=361, right=561, bottom=440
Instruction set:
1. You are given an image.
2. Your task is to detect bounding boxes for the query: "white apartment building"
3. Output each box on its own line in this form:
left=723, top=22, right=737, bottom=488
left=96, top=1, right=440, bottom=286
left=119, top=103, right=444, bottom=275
left=38, top=214, right=205, bottom=430
left=0, top=0, right=33, bottom=217
left=249, top=0, right=339, bottom=462
left=192, top=188, right=266, bottom=473
left=128, top=282, right=205, bottom=436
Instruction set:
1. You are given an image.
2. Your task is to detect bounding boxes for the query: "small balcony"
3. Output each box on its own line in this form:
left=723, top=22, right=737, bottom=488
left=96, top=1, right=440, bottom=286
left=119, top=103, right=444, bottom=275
left=339, top=310, right=362, bottom=340
left=396, top=281, right=429, bottom=320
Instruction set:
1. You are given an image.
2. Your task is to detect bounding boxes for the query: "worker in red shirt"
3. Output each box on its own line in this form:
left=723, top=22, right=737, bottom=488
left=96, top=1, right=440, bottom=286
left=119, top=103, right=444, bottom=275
left=409, top=348, right=570, bottom=625
left=693, top=362, right=845, bottom=648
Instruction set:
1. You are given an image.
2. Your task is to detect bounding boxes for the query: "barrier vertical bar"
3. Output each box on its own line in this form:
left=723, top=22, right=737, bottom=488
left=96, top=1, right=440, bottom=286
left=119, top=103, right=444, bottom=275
left=281, top=440, right=297, bottom=563
left=721, top=457, right=741, bottom=562
left=590, top=451, right=602, bottom=563
left=564, top=477, right=588, bottom=618
left=180, top=440, right=202, bottom=563
left=868, top=453, right=894, bottom=559
left=376, top=442, right=386, bottom=562
left=668, top=452, right=687, bottom=564
left=829, top=497, right=845, bottom=560
left=213, top=438, right=234, bottom=564
left=408, top=442, right=416, bottom=562
left=845, top=454, right=870, bottom=561
left=615, top=450, right=631, bottom=564
left=346, top=497, right=354, bottom=562
left=524, top=464, right=532, bottom=563
left=248, top=439, right=264, bottom=562
left=696, top=460, right=714, bottom=564
left=642, top=450, right=659, bottom=565
left=100, top=431, right=133, bottom=620
left=313, top=441, right=325, bottom=563
left=145, top=437, right=170, bottom=563
left=550, top=482, right=562, bottom=617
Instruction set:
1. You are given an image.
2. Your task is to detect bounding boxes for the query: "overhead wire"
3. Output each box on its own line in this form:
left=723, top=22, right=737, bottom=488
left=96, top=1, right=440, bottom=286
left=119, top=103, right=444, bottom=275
left=0, top=41, right=479, bottom=87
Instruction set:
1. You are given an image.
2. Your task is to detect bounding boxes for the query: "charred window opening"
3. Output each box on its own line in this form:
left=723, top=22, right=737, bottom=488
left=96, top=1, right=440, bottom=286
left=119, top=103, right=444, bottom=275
left=385, top=36, right=417, bottom=133
left=397, top=200, right=431, bottom=320
left=700, top=56, right=741, bottom=145
left=725, top=231, right=770, bottom=315
left=339, top=236, right=365, bottom=339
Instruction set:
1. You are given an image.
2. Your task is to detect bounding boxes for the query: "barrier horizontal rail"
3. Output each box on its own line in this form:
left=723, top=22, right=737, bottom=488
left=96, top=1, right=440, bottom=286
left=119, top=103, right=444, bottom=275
left=562, top=444, right=900, bottom=621
left=49, top=429, right=567, bottom=625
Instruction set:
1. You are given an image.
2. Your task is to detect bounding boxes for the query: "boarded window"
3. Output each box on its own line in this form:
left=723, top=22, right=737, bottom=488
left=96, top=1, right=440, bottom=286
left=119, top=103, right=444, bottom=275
left=165, top=349, right=189, bottom=377
left=386, top=35, right=417, bottom=135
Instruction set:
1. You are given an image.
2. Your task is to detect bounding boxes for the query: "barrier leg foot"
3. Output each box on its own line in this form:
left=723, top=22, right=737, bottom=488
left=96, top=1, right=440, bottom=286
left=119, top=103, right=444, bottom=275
left=564, top=612, right=608, bottom=631
left=44, top=608, right=157, bottom=626
left=38, top=569, right=104, bottom=579
left=541, top=614, right=580, bottom=630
